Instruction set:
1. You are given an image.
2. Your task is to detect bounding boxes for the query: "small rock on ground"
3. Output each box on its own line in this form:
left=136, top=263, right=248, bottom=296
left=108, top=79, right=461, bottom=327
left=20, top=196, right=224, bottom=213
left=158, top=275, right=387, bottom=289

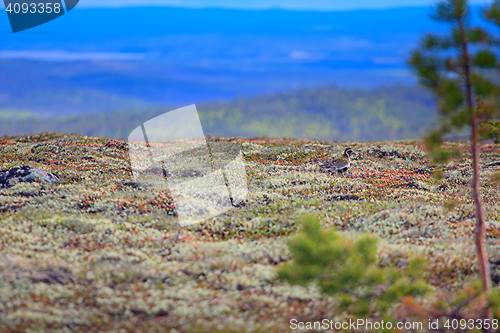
left=327, top=194, right=361, bottom=201
left=0, top=165, right=60, bottom=189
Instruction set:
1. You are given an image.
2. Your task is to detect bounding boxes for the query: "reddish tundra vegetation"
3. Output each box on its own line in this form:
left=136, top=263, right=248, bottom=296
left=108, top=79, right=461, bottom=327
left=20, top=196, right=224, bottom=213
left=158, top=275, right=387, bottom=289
left=0, top=133, right=499, bottom=332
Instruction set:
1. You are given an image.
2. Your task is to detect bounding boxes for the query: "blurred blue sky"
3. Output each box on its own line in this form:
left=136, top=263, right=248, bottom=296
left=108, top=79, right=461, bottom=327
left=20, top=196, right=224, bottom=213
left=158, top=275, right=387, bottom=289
left=0, top=0, right=492, bottom=10
left=78, top=0, right=490, bottom=10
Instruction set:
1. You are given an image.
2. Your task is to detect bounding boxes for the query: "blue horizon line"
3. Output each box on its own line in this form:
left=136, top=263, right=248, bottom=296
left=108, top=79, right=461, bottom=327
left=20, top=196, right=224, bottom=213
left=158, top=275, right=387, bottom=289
left=1, top=3, right=492, bottom=13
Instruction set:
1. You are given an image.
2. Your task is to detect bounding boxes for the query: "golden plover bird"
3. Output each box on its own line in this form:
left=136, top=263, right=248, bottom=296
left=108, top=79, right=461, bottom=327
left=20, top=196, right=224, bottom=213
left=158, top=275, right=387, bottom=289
left=319, top=148, right=355, bottom=176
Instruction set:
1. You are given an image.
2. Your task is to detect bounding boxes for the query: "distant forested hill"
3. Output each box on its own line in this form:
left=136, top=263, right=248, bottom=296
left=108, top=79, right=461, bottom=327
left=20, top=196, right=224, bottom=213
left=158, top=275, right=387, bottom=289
left=0, top=85, right=436, bottom=141
left=199, top=85, right=436, bottom=141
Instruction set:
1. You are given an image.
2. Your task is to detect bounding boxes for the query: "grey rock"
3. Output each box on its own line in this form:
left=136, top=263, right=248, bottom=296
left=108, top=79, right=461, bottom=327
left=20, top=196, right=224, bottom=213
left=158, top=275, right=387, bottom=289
left=0, top=165, right=60, bottom=189
left=327, top=194, right=361, bottom=201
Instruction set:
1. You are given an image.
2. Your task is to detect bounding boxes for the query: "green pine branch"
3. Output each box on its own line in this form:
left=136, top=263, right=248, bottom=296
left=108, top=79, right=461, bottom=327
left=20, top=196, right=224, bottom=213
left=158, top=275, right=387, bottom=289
left=276, top=214, right=429, bottom=318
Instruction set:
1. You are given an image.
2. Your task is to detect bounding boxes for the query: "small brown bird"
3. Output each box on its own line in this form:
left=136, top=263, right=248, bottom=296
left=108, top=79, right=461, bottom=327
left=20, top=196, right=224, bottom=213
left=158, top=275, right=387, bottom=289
left=319, top=148, right=355, bottom=176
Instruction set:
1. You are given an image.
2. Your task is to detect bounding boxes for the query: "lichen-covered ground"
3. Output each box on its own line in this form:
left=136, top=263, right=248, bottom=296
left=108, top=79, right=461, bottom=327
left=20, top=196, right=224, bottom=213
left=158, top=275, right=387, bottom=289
left=0, top=133, right=499, bottom=332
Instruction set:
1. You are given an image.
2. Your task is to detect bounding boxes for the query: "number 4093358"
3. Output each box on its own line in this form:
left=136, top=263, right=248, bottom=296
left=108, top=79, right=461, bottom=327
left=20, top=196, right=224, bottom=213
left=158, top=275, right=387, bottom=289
left=6, top=2, right=62, bottom=14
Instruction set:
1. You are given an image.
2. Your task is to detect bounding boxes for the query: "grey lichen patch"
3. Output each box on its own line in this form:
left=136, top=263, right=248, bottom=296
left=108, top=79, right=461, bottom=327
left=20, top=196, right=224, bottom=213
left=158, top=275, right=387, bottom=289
left=3, top=182, right=45, bottom=196
left=61, top=218, right=96, bottom=234
left=0, top=254, right=81, bottom=288
left=90, top=260, right=152, bottom=287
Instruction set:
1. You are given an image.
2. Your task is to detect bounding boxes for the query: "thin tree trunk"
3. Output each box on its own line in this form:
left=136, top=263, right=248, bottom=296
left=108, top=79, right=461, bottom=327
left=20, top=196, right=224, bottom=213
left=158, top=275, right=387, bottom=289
left=471, top=120, right=492, bottom=281
left=458, top=15, right=492, bottom=331
left=471, top=118, right=492, bottom=333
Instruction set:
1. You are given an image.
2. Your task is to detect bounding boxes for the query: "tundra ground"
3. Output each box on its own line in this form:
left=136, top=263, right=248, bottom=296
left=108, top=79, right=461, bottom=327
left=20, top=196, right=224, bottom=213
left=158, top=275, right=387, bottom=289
left=0, top=133, right=499, bottom=332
